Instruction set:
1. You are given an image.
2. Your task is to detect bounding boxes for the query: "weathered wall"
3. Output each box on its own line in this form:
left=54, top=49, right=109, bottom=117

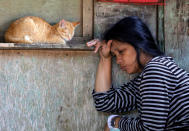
left=165, top=0, right=189, bottom=70
left=0, top=0, right=82, bottom=41
left=94, top=2, right=157, bottom=39
left=0, top=50, right=101, bottom=130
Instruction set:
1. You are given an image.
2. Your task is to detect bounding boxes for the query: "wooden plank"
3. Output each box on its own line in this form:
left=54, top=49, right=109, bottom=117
left=164, top=0, right=189, bottom=68
left=94, top=2, right=157, bottom=38
left=0, top=37, right=93, bottom=51
left=157, top=2, right=165, bottom=52
left=83, top=0, right=93, bottom=37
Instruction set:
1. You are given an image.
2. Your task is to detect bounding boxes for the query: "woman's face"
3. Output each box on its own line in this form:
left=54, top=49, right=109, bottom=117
left=110, top=40, right=141, bottom=74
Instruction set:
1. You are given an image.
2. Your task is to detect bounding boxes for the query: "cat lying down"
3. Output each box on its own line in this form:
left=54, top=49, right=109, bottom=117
left=4, top=16, right=80, bottom=45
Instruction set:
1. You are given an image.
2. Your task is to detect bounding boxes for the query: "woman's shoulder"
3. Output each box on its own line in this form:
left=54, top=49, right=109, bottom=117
left=141, top=56, right=175, bottom=78
left=142, top=56, right=188, bottom=79
left=144, top=56, right=174, bottom=71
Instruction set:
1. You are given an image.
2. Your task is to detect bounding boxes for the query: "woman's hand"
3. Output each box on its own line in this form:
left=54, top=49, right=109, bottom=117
left=114, top=117, right=121, bottom=128
left=104, top=116, right=121, bottom=131
left=104, top=123, right=110, bottom=131
left=86, top=39, right=112, bottom=59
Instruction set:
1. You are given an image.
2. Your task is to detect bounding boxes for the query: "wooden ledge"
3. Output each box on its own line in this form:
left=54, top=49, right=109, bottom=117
left=0, top=37, right=94, bottom=51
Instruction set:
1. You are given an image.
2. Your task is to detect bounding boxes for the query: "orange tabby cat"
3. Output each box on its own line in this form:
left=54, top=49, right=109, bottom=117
left=4, top=16, right=80, bottom=45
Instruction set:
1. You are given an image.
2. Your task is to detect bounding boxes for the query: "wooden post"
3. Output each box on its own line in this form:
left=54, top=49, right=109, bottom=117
left=83, top=0, right=94, bottom=38
left=157, top=0, right=165, bottom=52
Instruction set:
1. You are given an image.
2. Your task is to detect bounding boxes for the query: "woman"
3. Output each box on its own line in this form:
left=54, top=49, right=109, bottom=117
left=87, top=16, right=189, bottom=131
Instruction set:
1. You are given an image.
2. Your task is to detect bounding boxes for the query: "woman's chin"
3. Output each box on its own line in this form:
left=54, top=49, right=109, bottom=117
left=123, top=69, right=131, bottom=74
left=125, top=69, right=137, bottom=74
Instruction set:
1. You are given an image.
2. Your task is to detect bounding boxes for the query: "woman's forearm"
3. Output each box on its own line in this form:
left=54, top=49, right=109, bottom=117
left=95, top=57, right=112, bottom=92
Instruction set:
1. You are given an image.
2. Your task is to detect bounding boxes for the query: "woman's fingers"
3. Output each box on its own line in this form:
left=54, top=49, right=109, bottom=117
left=94, top=42, right=102, bottom=53
left=86, top=39, right=113, bottom=54
left=86, top=39, right=102, bottom=53
left=86, top=39, right=99, bottom=47
left=107, top=40, right=112, bottom=49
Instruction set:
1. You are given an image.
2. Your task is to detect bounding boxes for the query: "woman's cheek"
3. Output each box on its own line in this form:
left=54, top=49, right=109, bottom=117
left=124, top=56, right=134, bottom=65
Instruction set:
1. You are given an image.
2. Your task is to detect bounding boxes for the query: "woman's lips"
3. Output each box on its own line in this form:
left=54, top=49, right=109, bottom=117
left=120, top=66, right=126, bottom=70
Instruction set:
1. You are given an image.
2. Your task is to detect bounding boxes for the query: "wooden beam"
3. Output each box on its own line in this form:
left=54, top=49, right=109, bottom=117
left=0, top=37, right=93, bottom=51
left=83, top=0, right=93, bottom=38
left=157, top=1, right=165, bottom=52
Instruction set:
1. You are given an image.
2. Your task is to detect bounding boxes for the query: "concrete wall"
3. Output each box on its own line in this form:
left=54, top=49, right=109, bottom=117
left=0, top=50, right=102, bottom=131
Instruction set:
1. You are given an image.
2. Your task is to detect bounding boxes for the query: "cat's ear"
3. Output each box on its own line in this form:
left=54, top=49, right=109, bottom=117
left=72, top=22, right=80, bottom=27
left=59, top=19, right=66, bottom=28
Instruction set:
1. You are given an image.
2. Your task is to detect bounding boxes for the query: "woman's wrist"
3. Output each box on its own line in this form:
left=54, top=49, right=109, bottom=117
left=100, top=55, right=112, bottom=63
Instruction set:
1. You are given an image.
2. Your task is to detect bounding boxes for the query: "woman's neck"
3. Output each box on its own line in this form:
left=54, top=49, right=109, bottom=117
left=140, top=52, right=153, bottom=68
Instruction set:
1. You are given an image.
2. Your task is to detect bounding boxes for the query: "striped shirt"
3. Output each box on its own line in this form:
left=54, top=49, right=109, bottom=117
left=92, top=56, right=189, bottom=131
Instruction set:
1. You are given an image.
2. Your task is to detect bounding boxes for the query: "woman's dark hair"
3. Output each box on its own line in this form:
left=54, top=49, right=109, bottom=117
left=102, top=16, right=164, bottom=68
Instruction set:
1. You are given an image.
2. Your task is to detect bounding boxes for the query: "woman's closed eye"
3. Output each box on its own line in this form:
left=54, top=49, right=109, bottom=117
left=119, top=51, right=123, bottom=54
left=118, top=49, right=125, bottom=55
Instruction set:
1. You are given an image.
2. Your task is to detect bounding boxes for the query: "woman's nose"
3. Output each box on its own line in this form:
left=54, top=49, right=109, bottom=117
left=116, top=56, right=122, bottom=65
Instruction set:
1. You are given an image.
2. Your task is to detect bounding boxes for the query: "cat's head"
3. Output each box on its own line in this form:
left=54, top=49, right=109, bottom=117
left=57, top=19, right=80, bottom=41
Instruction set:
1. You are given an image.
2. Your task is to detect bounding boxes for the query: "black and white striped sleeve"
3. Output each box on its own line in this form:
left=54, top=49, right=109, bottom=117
left=119, top=64, right=172, bottom=131
left=92, top=80, right=137, bottom=113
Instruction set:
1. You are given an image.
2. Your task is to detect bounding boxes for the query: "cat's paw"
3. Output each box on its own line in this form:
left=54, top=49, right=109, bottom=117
left=61, top=40, right=67, bottom=46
